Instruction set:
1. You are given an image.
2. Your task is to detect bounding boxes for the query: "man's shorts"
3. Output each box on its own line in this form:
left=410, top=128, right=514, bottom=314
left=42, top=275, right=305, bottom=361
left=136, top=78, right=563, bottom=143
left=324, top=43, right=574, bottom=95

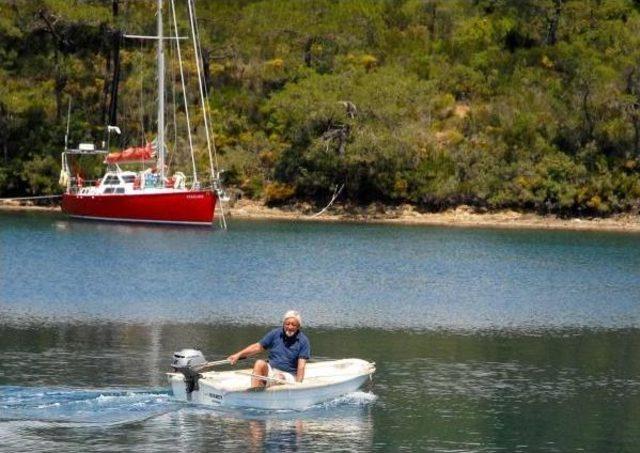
left=267, top=363, right=296, bottom=384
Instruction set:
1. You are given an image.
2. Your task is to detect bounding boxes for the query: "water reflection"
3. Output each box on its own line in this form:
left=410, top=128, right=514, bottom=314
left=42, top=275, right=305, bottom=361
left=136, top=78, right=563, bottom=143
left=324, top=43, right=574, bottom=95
left=172, top=403, right=375, bottom=453
left=52, top=218, right=217, bottom=236
left=245, top=419, right=303, bottom=453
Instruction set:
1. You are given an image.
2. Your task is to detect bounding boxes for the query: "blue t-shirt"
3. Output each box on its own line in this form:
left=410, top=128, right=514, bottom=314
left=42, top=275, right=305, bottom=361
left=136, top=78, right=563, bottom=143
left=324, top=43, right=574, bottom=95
left=259, top=328, right=311, bottom=374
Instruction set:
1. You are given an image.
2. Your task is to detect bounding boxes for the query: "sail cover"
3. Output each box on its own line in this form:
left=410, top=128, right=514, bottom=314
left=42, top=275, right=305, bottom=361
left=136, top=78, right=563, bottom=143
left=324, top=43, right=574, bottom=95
left=105, top=143, right=155, bottom=164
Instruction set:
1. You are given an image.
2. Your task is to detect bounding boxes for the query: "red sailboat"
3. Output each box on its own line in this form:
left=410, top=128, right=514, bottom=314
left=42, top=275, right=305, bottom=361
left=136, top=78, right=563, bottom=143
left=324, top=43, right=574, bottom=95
left=60, top=0, right=225, bottom=227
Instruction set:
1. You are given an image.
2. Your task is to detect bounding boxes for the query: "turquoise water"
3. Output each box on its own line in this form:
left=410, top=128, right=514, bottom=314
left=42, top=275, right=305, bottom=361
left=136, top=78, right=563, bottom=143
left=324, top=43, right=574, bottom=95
left=1, top=211, right=640, bottom=451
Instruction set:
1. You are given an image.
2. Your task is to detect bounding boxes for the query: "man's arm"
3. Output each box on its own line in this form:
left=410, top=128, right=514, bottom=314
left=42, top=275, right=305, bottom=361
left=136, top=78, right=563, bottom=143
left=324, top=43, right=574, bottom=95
left=227, top=342, right=264, bottom=365
left=296, top=358, right=307, bottom=382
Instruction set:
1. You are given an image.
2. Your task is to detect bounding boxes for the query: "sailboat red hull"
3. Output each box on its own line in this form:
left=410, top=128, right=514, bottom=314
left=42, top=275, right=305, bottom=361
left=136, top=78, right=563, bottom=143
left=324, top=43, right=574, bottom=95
left=62, top=190, right=217, bottom=225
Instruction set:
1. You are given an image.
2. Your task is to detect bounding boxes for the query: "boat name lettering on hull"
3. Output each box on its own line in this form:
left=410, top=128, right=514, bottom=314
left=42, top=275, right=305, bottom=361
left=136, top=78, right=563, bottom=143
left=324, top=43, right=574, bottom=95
left=208, top=392, right=223, bottom=403
left=187, top=195, right=205, bottom=199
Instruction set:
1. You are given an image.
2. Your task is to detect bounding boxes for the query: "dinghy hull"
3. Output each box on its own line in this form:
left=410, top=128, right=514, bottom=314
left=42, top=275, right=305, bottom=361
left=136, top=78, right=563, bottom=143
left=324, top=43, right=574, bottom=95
left=168, top=358, right=375, bottom=410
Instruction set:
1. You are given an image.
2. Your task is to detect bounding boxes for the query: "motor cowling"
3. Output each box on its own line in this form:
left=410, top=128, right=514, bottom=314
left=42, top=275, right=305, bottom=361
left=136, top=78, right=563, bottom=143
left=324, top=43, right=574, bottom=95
left=172, top=349, right=207, bottom=398
left=172, top=349, right=206, bottom=370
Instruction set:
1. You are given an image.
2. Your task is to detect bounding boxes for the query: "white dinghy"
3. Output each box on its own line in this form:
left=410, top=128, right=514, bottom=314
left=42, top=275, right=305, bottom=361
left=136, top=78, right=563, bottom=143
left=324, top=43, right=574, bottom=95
left=167, top=349, right=375, bottom=410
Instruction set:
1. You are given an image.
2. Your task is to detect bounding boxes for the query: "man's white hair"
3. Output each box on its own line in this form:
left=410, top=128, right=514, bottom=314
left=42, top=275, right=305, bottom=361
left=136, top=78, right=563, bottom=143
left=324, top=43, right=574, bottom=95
left=283, top=310, right=302, bottom=326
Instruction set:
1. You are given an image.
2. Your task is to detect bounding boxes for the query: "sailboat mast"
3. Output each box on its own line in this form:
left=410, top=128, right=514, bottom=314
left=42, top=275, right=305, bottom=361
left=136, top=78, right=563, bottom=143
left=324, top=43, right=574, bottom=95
left=157, top=0, right=165, bottom=181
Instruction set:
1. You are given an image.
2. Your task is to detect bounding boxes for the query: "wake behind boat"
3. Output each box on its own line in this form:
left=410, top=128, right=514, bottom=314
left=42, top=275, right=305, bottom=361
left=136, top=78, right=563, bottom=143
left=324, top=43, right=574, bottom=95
left=167, top=349, right=375, bottom=411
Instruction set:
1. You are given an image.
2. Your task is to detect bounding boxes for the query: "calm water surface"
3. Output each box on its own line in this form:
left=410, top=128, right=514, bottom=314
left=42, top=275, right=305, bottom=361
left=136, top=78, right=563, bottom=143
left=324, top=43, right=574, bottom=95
left=1, top=211, right=640, bottom=452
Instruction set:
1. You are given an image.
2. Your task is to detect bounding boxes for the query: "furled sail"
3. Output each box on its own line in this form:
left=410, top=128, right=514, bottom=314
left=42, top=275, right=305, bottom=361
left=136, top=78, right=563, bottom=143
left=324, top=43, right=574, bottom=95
left=105, top=142, right=155, bottom=164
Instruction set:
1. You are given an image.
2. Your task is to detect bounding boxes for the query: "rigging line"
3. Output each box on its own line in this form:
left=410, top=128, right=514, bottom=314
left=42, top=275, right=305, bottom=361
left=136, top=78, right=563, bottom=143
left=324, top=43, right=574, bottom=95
left=139, top=40, right=146, bottom=146
left=0, top=195, right=63, bottom=201
left=312, top=183, right=345, bottom=217
left=191, top=1, right=220, bottom=175
left=188, top=0, right=226, bottom=230
left=166, top=15, right=177, bottom=169
left=187, top=0, right=215, bottom=182
left=170, top=0, right=198, bottom=184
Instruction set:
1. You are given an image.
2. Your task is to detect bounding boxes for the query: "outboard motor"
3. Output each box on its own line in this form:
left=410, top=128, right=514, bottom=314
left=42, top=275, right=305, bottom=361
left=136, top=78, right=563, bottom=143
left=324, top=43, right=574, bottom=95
left=172, top=349, right=207, bottom=400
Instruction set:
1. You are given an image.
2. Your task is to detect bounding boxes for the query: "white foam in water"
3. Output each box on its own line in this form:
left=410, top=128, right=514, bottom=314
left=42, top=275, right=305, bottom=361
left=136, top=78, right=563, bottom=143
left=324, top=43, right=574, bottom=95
left=1, top=385, right=377, bottom=422
left=0, top=386, right=179, bottom=426
left=317, top=391, right=377, bottom=409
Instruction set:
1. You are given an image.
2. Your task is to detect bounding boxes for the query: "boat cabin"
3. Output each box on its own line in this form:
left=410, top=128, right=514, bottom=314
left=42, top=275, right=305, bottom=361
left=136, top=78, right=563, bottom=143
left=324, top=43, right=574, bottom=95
left=75, top=169, right=186, bottom=196
left=101, top=171, right=137, bottom=194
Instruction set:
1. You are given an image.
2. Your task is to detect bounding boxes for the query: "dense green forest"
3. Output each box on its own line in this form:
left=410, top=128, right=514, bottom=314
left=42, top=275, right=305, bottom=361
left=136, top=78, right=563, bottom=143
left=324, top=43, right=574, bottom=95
left=2, top=0, right=640, bottom=216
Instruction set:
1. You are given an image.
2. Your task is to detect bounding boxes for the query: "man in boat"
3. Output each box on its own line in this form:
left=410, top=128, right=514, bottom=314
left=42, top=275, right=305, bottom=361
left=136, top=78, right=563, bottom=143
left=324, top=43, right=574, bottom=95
left=227, top=310, right=310, bottom=389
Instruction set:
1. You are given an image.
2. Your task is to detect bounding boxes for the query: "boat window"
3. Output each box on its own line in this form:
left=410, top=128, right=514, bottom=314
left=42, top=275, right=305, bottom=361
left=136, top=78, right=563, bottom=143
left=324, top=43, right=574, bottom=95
left=104, top=187, right=115, bottom=194
left=122, top=175, right=136, bottom=183
left=104, top=175, right=121, bottom=185
left=116, top=187, right=125, bottom=194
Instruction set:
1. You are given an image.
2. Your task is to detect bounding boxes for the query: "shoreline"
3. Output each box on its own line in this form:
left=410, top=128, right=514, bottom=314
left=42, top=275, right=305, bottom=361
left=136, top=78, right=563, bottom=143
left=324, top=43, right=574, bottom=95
left=2, top=198, right=640, bottom=233
left=229, top=200, right=640, bottom=233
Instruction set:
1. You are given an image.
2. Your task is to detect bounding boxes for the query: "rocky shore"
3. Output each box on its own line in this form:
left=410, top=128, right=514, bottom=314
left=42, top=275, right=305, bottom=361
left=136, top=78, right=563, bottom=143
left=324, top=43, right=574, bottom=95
left=2, top=198, right=640, bottom=233
left=230, top=199, right=640, bottom=232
